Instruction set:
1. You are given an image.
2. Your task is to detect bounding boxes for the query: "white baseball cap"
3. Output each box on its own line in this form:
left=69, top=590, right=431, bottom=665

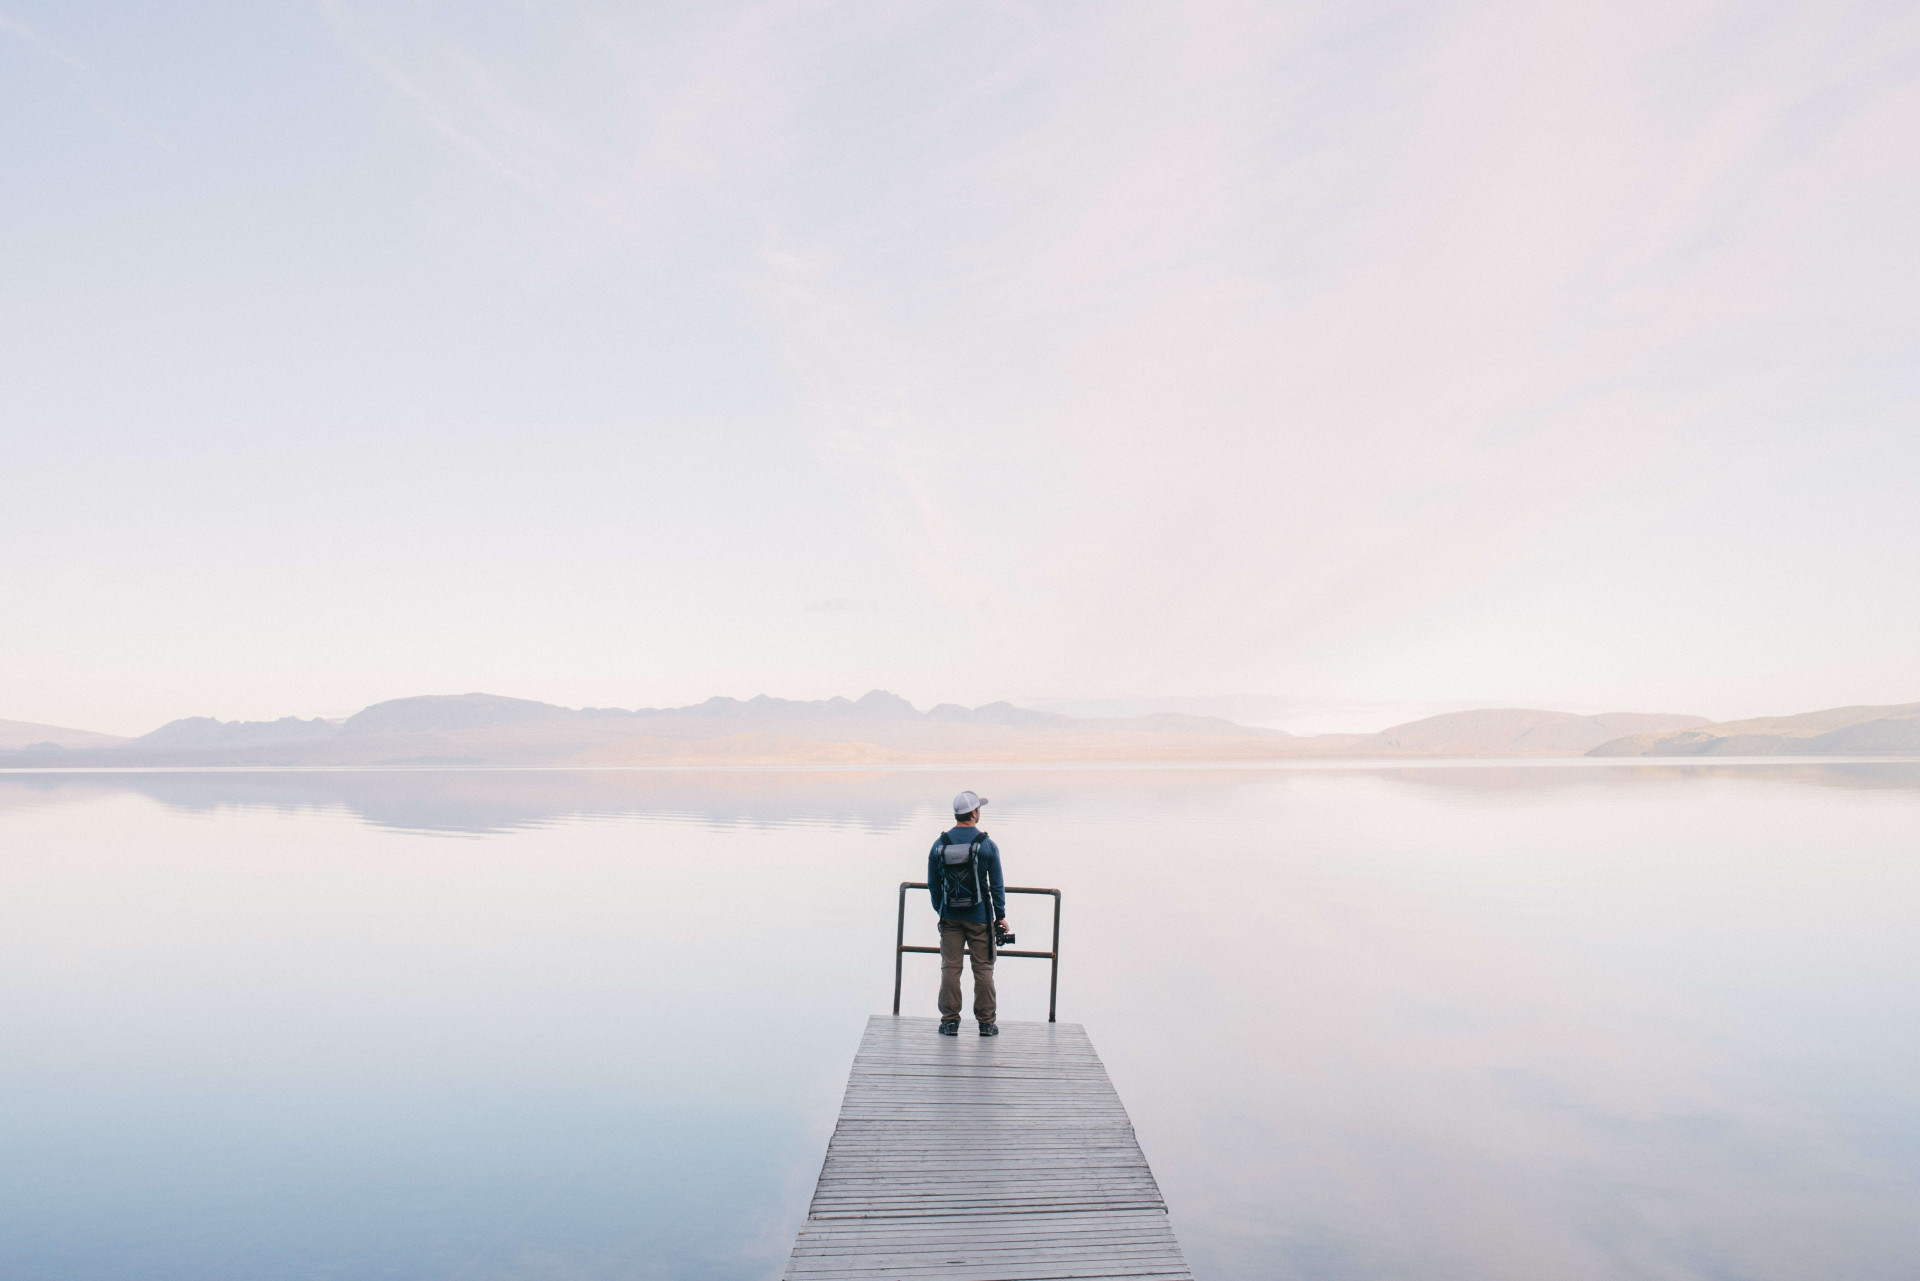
left=952, top=790, right=989, bottom=815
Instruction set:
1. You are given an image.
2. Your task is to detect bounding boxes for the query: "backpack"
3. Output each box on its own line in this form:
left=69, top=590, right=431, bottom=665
left=937, top=830, right=987, bottom=910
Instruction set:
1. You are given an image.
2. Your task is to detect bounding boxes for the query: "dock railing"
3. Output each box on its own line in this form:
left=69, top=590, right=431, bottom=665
left=893, top=882, right=1062, bottom=1022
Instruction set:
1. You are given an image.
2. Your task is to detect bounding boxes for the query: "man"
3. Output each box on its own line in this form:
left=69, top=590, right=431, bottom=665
left=927, top=789, right=1007, bottom=1037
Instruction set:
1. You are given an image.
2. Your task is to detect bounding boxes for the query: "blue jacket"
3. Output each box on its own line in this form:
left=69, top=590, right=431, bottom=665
left=927, top=826, right=1006, bottom=923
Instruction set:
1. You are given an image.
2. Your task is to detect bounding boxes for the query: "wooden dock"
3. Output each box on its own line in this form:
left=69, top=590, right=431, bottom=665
left=783, top=1015, right=1193, bottom=1281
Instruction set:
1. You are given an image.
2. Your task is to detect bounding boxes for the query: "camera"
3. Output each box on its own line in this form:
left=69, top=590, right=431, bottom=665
left=994, top=921, right=1015, bottom=947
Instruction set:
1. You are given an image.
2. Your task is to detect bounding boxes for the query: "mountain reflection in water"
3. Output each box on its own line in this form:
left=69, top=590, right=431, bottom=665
left=5, top=758, right=1920, bottom=835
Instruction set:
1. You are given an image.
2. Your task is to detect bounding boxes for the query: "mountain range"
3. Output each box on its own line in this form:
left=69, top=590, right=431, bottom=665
left=13, top=691, right=1908, bottom=766
left=5, top=694, right=1917, bottom=766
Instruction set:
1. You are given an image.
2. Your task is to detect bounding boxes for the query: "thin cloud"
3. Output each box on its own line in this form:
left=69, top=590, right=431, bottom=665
left=0, top=9, right=87, bottom=70
left=0, top=8, right=173, bottom=149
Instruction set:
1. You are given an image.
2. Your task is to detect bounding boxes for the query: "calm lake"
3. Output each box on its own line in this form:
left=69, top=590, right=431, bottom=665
left=2, top=763, right=1916, bottom=1279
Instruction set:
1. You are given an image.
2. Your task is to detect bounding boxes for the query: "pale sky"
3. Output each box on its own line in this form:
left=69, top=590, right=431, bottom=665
left=4, top=1, right=1917, bottom=736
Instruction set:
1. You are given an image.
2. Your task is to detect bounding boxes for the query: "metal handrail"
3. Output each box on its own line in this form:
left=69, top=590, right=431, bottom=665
left=893, top=882, right=1063, bottom=1022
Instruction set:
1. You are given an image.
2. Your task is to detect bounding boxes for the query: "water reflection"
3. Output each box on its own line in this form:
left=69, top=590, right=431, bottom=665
left=4, top=759, right=1920, bottom=835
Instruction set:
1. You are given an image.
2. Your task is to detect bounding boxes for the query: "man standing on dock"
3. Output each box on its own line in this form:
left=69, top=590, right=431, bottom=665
left=929, top=790, right=1007, bottom=1037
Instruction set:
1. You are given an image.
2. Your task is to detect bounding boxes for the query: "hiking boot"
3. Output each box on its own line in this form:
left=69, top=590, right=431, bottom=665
left=938, top=1019, right=960, bottom=1036
left=978, top=1022, right=999, bottom=1037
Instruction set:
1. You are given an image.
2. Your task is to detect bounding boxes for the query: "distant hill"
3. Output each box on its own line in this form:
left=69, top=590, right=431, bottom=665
left=1589, top=702, right=1920, bottom=756
left=1366, top=709, right=1709, bottom=756
left=0, top=691, right=1742, bottom=766
left=0, top=719, right=131, bottom=752
left=138, top=715, right=340, bottom=749
left=340, top=692, right=583, bottom=736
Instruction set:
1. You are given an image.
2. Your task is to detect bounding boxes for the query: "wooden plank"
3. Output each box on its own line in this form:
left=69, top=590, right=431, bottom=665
left=782, top=1017, right=1192, bottom=1281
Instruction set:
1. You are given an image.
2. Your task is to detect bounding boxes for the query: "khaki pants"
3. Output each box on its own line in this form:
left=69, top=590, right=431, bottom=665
left=937, top=917, right=996, bottom=1025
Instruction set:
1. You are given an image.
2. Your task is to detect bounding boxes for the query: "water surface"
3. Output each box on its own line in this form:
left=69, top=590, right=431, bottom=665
left=2, top=763, right=1916, bottom=1279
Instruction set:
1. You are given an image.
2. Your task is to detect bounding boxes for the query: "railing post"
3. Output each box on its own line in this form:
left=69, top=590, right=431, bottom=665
left=892, top=882, right=908, bottom=1015
left=1048, top=891, right=1061, bottom=1023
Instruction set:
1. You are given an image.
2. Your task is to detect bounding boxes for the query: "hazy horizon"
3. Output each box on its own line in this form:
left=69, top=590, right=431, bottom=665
left=8, top=682, right=1914, bottom=745
left=5, top=2, right=1918, bottom=735
left=10, top=686, right=1917, bottom=767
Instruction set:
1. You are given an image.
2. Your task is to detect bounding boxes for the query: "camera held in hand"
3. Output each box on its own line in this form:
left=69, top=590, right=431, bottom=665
left=994, top=921, right=1015, bottom=947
